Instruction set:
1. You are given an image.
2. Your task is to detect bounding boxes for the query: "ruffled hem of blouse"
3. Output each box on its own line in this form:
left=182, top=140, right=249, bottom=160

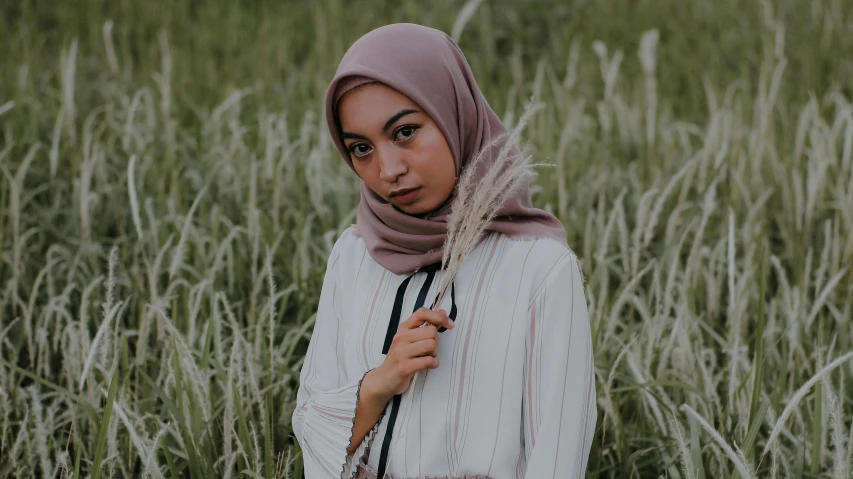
left=342, top=368, right=387, bottom=479
left=354, top=458, right=493, bottom=479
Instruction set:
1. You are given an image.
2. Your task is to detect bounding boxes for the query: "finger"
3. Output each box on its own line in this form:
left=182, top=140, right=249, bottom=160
left=403, top=338, right=438, bottom=358
left=409, top=355, right=440, bottom=372
left=409, top=324, right=438, bottom=342
left=440, top=308, right=455, bottom=330
left=434, top=308, right=454, bottom=330
left=394, top=323, right=436, bottom=345
left=404, top=307, right=454, bottom=330
left=403, top=307, right=440, bottom=329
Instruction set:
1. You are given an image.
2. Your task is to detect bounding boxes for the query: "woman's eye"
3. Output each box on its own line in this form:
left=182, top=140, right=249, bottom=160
left=350, top=144, right=372, bottom=158
left=395, top=125, right=418, bottom=142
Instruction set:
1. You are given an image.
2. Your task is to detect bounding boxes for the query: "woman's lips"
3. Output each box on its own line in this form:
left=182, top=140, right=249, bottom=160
left=392, top=187, right=422, bottom=205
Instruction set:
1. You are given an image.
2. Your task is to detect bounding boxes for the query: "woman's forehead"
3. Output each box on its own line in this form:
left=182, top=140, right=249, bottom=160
left=337, top=84, right=425, bottom=132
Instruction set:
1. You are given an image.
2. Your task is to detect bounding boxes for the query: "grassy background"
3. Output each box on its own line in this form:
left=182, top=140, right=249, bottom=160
left=2, top=0, right=853, bottom=477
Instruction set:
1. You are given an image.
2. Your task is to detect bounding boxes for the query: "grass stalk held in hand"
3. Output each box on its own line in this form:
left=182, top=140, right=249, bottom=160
left=388, top=99, right=544, bottom=465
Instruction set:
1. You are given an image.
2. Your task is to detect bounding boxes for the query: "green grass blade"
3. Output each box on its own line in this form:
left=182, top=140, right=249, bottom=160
left=163, top=443, right=180, bottom=478
left=171, top=343, right=205, bottom=478
left=73, top=438, right=82, bottom=479
left=264, top=391, right=273, bottom=479
left=748, top=246, right=768, bottom=462
left=743, top=401, right=769, bottom=456
left=233, top=382, right=254, bottom=470
left=92, top=365, right=121, bottom=479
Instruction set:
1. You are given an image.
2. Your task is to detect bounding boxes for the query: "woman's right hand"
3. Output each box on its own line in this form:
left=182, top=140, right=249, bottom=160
left=370, top=307, right=455, bottom=398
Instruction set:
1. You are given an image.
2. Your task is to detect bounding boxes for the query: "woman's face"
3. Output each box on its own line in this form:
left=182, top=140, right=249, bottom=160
left=337, top=83, right=457, bottom=217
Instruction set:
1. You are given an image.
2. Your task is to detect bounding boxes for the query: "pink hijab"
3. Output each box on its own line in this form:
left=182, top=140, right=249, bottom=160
left=325, top=23, right=568, bottom=275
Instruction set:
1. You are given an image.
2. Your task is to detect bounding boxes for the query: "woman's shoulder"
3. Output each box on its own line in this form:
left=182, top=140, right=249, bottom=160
left=498, top=232, right=583, bottom=304
left=322, top=225, right=363, bottom=270
left=334, top=224, right=362, bottom=249
left=499, top=232, right=579, bottom=269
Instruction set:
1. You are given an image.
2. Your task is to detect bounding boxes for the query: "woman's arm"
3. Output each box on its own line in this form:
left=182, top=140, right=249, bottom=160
left=292, top=238, right=387, bottom=479
left=521, top=252, right=597, bottom=479
left=347, top=369, right=392, bottom=455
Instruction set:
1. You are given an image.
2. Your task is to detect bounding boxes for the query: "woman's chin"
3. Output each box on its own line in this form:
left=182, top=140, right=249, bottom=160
left=392, top=201, right=432, bottom=217
left=393, top=204, right=422, bottom=216
left=391, top=193, right=453, bottom=218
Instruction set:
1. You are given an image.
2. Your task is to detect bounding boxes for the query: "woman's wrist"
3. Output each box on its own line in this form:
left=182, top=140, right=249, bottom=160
left=361, top=367, right=394, bottom=405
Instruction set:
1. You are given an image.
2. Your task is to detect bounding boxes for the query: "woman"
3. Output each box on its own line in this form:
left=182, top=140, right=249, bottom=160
left=292, top=23, right=596, bottom=479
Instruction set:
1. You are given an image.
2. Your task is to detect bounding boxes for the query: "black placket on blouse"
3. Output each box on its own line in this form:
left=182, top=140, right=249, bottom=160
left=376, top=261, right=457, bottom=478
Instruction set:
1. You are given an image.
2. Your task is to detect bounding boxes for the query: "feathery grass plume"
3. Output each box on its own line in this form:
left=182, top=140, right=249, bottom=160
left=102, top=20, right=119, bottom=73
left=0, top=100, right=14, bottom=117
left=806, top=268, right=848, bottom=327
left=169, top=187, right=207, bottom=280
left=265, top=246, right=276, bottom=369
left=435, top=99, right=545, bottom=309
left=762, top=350, right=853, bottom=461
left=390, top=99, right=544, bottom=463
left=128, top=155, right=144, bottom=240
left=223, top=340, right=241, bottom=463
left=0, top=386, right=9, bottom=451
left=5, top=142, right=40, bottom=304
left=30, top=386, right=53, bottom=477
left=727, top=208, right=742, bottom=407
left=55, top=451, right=69, bottom=479
left=263, top=245, right=276, bottom=479
left=638, top=29, right=659, bottom=149
left=600, top=335, right=637, bottom=449
left=155, top=306, right=213, bottom=423
left=59, top=38, right=78, bottom=143
left=79, top=247, right=123, bottom=391
left=144, top=423, right=169, bottom=479
left=113, top=398, right=162, bottom=479
left=221, top=452, right=239, bottom=479
left=10, top=405, right=29, bottom=461
left=680, top=404, right=754, bottom=478
left=821, top=375, right=848, bottom=479
left=670, top=413, right=697, bottom=479
left=450, top=0, right=485, bottom=42
left=250, top=422, right=262, bottom=474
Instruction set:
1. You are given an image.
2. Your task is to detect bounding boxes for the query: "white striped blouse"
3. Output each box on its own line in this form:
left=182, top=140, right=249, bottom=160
left=292, top=226, right=596, bottom=479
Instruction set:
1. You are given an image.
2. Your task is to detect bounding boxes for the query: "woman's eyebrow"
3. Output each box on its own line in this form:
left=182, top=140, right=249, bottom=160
left=342, top=131, right=367, bottom=141
left=341, top=109, right=420, bottom=141
left=382, top=109, right=420, bottom=133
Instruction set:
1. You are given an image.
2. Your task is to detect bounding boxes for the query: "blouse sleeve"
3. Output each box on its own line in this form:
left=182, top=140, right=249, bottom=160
left=291, top=236, right=385, bottom=479
left=522, top=252, right=597, bottom=479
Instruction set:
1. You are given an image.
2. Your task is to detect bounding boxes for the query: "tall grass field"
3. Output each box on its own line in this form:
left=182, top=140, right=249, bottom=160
left=1, top=0, right=852, bottom=477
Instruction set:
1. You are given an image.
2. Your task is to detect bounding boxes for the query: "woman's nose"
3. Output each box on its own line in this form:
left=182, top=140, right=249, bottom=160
left=377, top=147, right=407, bottom=182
